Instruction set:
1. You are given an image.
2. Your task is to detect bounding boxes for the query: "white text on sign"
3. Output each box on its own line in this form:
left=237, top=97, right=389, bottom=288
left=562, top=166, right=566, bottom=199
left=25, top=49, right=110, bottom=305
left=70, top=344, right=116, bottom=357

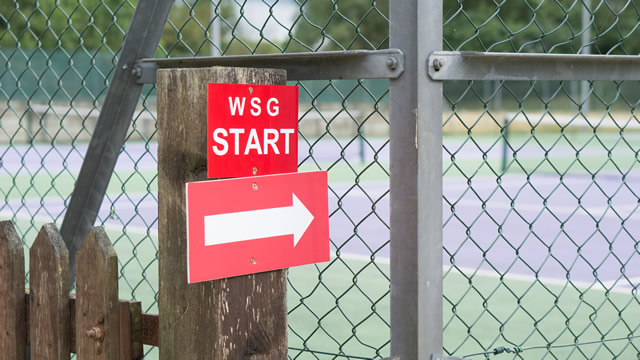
left=207, top=83, right=299, bottom=178
left=211, top=128, right=294, bottom=155
left=211, top=96, right=294, bottom=156
left=228, top=96, right=280, bottom=116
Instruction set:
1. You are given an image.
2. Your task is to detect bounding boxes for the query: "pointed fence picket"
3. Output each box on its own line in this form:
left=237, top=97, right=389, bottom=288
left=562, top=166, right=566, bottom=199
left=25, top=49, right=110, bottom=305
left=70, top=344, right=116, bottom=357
left=0, top=221, right=155, bottom=359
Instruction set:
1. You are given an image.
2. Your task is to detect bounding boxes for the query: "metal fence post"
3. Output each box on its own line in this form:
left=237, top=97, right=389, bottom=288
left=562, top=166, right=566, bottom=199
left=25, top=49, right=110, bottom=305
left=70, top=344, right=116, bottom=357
left=59, top=0, right=173, bottom=283
left=389, top=0, right=443, bottom=358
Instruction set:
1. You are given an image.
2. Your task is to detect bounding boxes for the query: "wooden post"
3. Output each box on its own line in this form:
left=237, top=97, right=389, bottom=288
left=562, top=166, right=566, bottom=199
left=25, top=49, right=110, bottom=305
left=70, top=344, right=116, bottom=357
left=29, top=224, right=70, bottom=360
left=0, top=221, right=26, bottom=360
left=119, top=301, right=143, bottom=360
left=75, top=227, right=119, bottom=360
left=157, top=67, right=288, bottom=359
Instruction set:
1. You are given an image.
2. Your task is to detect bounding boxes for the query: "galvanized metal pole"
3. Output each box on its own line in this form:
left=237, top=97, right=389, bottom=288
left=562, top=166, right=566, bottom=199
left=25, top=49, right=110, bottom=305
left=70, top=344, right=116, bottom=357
left=60, top=0, right=173, bottom=283
left=581, top=0, right=592, bottom=116
left=210, top=0, right=222, bottom=56
left=389, top=0, right=443, bottom=359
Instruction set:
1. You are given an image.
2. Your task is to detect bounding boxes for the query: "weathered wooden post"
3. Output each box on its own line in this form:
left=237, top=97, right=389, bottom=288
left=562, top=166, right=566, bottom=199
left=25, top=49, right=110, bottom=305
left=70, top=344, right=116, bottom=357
left=0, top=221, right=26, bottom=360
left=75, top=227, right=120, bottom=359
left=157, top=67, right=288, bottom=359
left=29, top=224, right=70, bottom=360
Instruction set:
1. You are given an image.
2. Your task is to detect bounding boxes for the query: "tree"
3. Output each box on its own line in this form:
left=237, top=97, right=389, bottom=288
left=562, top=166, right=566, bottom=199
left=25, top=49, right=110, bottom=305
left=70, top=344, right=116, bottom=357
left=290, top=0, right=389, bottom=51
left=160, top=0, right=216, bottom=56
left=590, top=0, right=640, bottom=54
left=443, top=0, right=640, bottom=54
left=160, top=0, right=283, bottom=56
left=0, top=0, right=134, bottom=52
left=290, top=0, right=640, bottom=54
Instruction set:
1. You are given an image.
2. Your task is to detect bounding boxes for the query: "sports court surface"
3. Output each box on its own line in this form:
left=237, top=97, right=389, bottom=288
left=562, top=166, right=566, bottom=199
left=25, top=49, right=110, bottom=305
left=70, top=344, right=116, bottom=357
left=2, top=130, right=639, bottom=358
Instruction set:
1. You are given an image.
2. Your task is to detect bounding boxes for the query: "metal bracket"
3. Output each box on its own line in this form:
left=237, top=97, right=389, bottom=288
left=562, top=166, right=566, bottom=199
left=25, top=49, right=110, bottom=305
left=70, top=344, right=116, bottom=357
left=133, top=61, right=159, bottom=85
left=428, top=50, right=640, bottom=81
left=135, top=49, right=405, bottom=83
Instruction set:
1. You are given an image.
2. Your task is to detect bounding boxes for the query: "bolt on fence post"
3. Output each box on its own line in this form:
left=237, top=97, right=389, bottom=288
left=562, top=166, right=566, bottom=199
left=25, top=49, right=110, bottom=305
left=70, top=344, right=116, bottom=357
left=389, top=0, right=443, bottom=359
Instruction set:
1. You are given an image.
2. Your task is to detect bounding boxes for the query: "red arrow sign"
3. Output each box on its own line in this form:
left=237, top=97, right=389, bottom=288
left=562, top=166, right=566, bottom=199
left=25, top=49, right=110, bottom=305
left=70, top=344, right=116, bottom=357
left=186, top=171, right=329, bottom=283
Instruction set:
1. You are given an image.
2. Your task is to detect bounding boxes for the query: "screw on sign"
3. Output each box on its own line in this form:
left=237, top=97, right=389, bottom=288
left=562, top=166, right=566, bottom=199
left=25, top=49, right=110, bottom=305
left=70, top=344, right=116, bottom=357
left=191, top=82, right=330, bottom=283
left=185, top=171, right=330, bottom=283
left=208, top=83, right=299, bottom=178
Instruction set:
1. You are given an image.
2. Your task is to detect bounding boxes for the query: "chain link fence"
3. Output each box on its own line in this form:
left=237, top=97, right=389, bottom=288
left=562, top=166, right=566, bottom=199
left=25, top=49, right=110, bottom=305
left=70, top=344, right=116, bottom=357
left=1, top=0, right=391, bottom=358
left=2, top=0, right=639, bottom=358
left=443, top=0, right=640, bottom=358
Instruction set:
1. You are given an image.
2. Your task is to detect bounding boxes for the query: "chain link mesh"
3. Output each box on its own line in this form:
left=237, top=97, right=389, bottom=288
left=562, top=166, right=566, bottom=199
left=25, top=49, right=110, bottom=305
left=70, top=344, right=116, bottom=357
left=443, top=1, right=640, bottom=358
left=1, top=0, right=390, bottom=358
left=444, top=0, right=640, bottom=54
left=3, top=0, right=638, bottom=358
left=162, top=1, right=392, bottom=358
left=443, top=79, right=640, bottom=359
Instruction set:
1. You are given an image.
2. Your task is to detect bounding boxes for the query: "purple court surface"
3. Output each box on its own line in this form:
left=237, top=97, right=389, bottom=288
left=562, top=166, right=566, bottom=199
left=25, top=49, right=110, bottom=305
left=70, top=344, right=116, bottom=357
left=2, top=140, right=638, bottom=290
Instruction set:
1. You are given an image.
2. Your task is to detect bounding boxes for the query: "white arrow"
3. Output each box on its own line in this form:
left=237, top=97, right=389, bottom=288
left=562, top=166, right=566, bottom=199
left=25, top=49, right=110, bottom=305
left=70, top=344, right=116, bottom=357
left=204, top=193, right=314, bottom=247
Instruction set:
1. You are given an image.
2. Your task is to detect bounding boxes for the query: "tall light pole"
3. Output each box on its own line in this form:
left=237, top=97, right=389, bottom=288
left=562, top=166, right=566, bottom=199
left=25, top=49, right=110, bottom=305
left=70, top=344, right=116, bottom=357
left=211, top=0, right=222, bottom=56
left=581, top=0, right=592, bottom=118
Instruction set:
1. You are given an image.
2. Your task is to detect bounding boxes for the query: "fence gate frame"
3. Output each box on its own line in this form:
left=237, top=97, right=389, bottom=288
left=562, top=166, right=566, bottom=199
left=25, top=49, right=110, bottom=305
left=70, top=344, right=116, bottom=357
left=58, top=0, right=443, bottom=358
left=60, top=0, right=640, bottom=358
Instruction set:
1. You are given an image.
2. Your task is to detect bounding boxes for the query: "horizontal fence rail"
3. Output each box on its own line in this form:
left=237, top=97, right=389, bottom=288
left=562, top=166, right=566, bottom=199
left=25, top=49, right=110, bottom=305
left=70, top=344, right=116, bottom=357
left=135, top=49, right=405, bottom=83
left=429, top=51, right=640, bottom=81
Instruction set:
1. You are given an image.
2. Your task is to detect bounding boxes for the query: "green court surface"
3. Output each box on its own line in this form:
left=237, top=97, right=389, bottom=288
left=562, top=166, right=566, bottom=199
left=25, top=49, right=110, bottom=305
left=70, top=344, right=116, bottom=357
left=288, top=260, right=640, bottom=359
left=4, top=131, right=640, bottom=358
left=12, top=205, right=639, bottom=359
left=10, top=214, right=640, bottom=359
left=5, top=131, right=639, bottom=204
left=443, top=269, right=640, bottom=358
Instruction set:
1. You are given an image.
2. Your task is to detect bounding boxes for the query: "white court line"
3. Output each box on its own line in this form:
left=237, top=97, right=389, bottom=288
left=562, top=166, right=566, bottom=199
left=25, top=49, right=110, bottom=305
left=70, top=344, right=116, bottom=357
left=5, top=211, right=636, bottom=295
left=335, top=252, right=390, bottom=264
left=336, top=253, right=636, bottom=295
left=453, top=199, right=640, bottom=221
left=601, top=276, right=640, bottom=289
left=444, top=174, right=640, bottom=191
left=449, top=266, right=635, bottom=295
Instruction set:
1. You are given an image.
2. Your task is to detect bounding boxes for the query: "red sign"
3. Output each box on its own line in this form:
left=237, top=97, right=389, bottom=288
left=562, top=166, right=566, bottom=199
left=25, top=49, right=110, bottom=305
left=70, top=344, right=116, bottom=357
left=208, top=83, right=299, bottom=178
left=186, top=171, right=329, bottom=283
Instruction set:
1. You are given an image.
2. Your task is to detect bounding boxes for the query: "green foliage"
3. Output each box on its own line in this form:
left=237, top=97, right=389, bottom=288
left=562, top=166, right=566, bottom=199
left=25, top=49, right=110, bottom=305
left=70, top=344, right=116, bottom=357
left=2, top=0, right=638, bottom=55
left=161, top=0, right=215, bottom=56
left=590, top=0, right=640, bottom=54
left=160, top=0, right=283, bottom=56
left=291, top=0, right=389, bottom=51
left=290, top=0, right=640, bottom=54
left=0, top=0, right=134, bottom=52
left=443, top=0, right=640, bottom=54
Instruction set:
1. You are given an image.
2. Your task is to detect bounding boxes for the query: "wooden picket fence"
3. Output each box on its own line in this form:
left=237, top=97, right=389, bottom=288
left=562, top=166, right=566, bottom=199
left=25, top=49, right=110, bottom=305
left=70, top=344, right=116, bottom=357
left=0, top=220, right=158, bottom=360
